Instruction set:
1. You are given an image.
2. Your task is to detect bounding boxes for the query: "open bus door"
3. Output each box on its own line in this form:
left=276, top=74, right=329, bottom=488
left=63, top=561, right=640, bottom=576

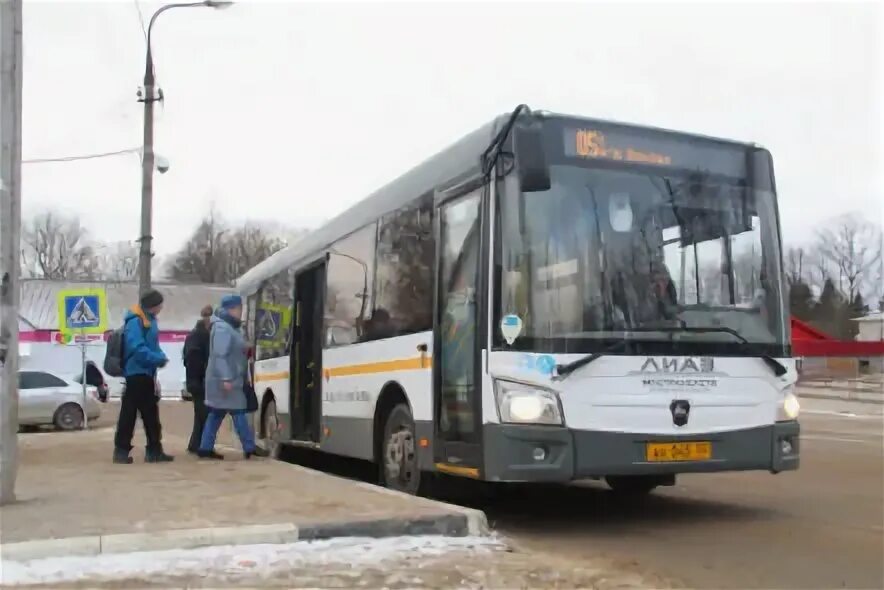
left=290, top=261, right=325, bottom=443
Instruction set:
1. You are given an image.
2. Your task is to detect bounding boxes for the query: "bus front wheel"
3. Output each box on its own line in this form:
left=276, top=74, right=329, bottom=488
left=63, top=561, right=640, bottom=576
left=381, top=404, right=421, bottom=495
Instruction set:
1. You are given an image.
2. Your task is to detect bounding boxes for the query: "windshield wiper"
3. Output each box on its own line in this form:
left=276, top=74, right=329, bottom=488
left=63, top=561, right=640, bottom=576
left=554, top=326, right=787, bottom=380
left=555, top=340, right=628, bottom=380
left=634, top=325, right=788, bottom=377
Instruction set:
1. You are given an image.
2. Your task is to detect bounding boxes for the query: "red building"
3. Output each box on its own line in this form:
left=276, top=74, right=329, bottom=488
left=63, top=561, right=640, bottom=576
left=791, top=317, right=884, bottom=357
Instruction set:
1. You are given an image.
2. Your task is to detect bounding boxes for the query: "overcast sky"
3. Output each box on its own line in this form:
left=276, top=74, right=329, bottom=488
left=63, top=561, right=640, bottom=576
left=21, top=0, right=883, bottom=256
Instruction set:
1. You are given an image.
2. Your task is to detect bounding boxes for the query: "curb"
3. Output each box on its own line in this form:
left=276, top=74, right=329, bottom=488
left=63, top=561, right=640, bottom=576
left=0, top=509, right=483, bottom=562
left=0, top=523, right=299, bottom=562
left=213, top=439, right=490, bottom=537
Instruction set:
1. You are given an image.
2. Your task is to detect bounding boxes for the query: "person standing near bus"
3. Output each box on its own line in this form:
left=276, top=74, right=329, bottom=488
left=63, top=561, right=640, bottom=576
left=113, top=289, right=172, bottom=464
left=198, top=295, right=267, bottom=460
left=183, top=305, right=213, bottom=454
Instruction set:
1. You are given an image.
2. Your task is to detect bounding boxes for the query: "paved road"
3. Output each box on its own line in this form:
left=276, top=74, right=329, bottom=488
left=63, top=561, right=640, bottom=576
left=473, top=397, right=883, bottom=589
left=133, top=394, right=883, bottom=589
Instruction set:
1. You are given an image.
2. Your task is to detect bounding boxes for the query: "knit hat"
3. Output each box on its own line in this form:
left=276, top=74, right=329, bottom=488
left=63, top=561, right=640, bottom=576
left=220, top=294, right=243, bottom=310
left=140, top=289, right=164, bottom=310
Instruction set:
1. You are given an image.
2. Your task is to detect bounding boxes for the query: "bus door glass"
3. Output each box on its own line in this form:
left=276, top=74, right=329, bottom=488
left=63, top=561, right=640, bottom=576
left=435, top=187, right=483, bottom=469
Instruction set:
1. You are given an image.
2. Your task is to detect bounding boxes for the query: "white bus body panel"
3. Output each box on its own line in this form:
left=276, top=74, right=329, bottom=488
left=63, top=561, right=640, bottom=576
left=254, top=332, right=433, bottom=462
left=487, top=352, right=797, bottom=434
left=254, top=356, right=291, bottom=414
left=322, top=332, right=434, bottom=423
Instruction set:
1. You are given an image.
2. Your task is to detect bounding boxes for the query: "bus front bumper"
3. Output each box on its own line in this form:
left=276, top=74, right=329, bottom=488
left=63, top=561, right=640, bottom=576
left=482, top=421, right=800, bottom=482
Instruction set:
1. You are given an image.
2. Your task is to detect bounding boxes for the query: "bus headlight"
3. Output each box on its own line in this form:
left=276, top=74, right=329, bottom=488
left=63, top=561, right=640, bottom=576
left=778, top=389, right=800, bottom=421
left=495, top=380, right=563, bottom=425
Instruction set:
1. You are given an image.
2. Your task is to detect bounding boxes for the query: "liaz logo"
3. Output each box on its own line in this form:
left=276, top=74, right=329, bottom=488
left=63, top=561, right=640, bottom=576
left=640, top=357, right=714, bottom=374
left=636, top=357, right=718, bottom=390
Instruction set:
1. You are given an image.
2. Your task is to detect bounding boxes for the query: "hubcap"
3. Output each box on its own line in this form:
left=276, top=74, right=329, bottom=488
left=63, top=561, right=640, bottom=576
left=61, top=408, right=79, bottom=428
left=385, top=428, right=416, bottom=486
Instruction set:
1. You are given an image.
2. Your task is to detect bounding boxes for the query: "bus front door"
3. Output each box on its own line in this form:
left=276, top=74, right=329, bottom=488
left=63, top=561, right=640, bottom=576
left=433, top=186, right=484, bottom=478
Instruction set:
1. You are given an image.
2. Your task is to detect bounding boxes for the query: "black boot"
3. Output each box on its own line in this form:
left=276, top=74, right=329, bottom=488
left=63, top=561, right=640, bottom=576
left=113, top=449, right=133, bottom=464
left=245, top=447, right=269, bottom=460
left=145, top=449, right=175, bottom=463
left=197, top=450, right=224, bottom=460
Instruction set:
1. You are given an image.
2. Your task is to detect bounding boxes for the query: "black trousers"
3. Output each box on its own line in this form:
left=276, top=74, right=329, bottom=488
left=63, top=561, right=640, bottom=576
left=187, top=385, right=209, bottom=452
left=114, top=375, right=163, bottom=454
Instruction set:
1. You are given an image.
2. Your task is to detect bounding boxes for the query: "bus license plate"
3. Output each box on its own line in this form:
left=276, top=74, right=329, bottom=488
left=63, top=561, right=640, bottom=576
left=646, top=441, right=711, bottom=462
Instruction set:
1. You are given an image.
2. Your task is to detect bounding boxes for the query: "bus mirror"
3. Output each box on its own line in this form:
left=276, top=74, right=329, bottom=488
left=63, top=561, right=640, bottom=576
left=514, top=122, right=551, bottom=193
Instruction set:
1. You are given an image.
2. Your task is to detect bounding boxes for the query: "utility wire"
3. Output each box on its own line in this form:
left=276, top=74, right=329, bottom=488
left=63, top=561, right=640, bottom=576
left=23, top=147, right=140, bottom=164
left=133, top=0, right=148, bottom=45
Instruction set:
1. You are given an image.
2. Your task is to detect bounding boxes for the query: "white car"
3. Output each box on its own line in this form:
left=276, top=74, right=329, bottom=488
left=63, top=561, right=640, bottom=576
left=18, top=370, right=102, bottom=430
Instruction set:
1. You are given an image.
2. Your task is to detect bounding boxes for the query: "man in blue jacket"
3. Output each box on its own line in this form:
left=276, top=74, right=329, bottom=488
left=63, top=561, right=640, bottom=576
left=113, top=289, right=173, bottom=464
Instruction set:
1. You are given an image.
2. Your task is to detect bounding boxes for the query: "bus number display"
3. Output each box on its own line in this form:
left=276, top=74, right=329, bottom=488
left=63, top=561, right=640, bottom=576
left=573, top=129, right=672, bottom=166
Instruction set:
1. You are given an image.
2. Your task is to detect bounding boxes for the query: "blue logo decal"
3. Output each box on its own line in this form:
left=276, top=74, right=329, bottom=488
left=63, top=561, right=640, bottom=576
left=517, top=354, right=557, bottom=376
left=536, top=355, right=556, bottom=375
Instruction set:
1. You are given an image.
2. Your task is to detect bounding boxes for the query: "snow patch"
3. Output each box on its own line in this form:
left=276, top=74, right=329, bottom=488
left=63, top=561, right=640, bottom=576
left=1, top=535, right=505, bottom=586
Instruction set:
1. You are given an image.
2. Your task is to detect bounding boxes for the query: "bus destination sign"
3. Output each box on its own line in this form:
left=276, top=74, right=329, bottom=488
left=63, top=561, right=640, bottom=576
left=560, top=123, right=752, bottom=180
left=572, top=128, right=672, bottom=166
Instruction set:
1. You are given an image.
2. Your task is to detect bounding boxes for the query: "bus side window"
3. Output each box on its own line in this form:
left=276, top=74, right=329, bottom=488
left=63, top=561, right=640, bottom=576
left=325, top=223, right=377, bottom=346
left=373, top=193, right=434, bottom=339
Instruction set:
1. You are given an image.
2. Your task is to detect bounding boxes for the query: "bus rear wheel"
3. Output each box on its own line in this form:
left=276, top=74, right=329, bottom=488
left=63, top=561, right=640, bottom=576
left=381, top=404, right=421, bottom=495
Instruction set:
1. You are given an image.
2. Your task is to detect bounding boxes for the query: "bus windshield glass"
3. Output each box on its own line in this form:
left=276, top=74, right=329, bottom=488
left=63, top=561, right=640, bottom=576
left=496, top=163, right=788, bottom=356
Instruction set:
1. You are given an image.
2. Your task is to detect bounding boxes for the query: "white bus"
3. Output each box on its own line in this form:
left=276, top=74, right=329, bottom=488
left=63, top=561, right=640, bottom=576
left=237, top=106, right=800, bottom=495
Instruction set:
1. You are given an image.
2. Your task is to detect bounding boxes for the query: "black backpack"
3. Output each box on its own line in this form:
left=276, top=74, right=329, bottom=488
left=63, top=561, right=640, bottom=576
left=104, top=318, right=146, bottom=377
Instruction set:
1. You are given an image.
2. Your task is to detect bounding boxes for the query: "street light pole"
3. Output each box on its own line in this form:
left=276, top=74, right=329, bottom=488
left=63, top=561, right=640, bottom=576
left=137, top=1, right=233, bottom=294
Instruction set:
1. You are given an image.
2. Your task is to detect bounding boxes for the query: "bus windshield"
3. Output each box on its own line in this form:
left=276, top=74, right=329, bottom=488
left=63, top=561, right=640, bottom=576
left=495, top=163, right=788, bottom=356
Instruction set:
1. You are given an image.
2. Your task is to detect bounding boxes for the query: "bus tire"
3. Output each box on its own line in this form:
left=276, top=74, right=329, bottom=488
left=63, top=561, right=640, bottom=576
left=260, top=398, right=281, bottom=459
left=605, top=475, right=661, bottom=495
left=381, top=404, right=421, bottom=495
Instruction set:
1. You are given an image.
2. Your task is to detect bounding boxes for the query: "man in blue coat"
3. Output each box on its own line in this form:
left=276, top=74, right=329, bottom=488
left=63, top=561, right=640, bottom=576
left=113, top=289, right=173, bottom=464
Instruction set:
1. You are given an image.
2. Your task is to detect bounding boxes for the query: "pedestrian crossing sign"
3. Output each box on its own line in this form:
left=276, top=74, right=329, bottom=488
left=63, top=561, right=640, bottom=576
left=57, top=288, right=107, bottom=335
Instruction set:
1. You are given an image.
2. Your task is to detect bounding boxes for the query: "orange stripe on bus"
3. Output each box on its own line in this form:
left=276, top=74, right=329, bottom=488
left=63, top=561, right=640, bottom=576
left=255, top=356, right=431, bottom=383
left=254, top=371, right=289, bottom=383
left=324, top=356, right=432, bottom=378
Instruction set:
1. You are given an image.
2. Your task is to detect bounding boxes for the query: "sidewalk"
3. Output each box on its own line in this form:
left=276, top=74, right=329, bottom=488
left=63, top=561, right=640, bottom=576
left=0, top=403, right=485, bottom=562
left=0, top=406, right=672, bottom=589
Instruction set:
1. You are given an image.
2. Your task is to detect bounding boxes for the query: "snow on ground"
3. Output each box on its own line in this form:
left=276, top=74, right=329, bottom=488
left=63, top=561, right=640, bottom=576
left=0, top=535, right=505, bottom=587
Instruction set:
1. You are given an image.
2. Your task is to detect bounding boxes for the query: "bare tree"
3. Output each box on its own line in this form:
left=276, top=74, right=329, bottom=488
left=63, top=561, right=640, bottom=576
left=170, top=207, right=288, bottom=284
left=806, top=247, right=833, bottom=293
left=21, top=211, right=97, bottom=280
left=170, top=206, right=228, bottom=283
left=93, top=241, right=139, bottom=282
left=221, top=223, right=286, bottom=281
left=784, top=247, right=806, bottom=285
left=815, top=214, right=883, bottom=304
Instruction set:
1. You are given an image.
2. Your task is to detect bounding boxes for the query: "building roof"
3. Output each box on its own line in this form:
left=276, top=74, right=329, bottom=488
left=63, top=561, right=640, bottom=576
left=19, top=279, right=234, bottom=331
